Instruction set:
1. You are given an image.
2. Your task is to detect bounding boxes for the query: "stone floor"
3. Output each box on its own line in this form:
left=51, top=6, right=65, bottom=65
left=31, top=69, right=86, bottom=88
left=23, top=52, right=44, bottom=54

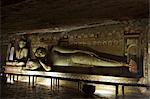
left=1, top=81, right=150, bottom=99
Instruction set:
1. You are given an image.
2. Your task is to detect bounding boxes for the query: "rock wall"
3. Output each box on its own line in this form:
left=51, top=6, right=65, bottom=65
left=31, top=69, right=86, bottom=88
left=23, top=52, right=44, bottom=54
left=1, top=19, right=148, bottom=75
left=23, top=19, right=148, bottom=57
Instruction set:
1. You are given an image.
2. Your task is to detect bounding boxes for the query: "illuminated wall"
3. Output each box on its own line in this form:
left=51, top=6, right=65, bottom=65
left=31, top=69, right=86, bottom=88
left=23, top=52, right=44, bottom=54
left=1, top=19, right=148, bottom=77
left=19, top=19, right=148, bottom=58
left=26, top=25, right=124, bottom=57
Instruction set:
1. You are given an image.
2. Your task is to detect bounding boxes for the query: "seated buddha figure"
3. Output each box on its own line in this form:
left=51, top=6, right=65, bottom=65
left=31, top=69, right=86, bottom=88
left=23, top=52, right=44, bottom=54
left=6, top=39, right=29, bottom=66
left=25, top=47, right=51, bottom=71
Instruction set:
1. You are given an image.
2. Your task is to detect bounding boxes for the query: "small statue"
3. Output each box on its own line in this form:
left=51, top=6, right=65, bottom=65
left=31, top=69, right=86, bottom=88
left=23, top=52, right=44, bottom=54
left=6, top=39, right=29, bottom=66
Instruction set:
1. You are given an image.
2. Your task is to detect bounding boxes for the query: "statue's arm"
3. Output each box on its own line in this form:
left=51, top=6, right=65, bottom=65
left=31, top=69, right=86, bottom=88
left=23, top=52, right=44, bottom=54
left=52, top=46, right=77, bottom=53
left=52, top=46, right=99, bottom=56
left=99, top=60, right=128, bottom=67
left=39, top=60, right=51, bottom=71
left=75, top=50, right=99, bottom=57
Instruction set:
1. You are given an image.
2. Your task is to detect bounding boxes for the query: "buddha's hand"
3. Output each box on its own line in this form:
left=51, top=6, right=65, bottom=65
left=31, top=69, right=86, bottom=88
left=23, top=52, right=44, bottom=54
left=26, top=61, right=33, bottom=68
left=25, top=61, right=40, bottom=70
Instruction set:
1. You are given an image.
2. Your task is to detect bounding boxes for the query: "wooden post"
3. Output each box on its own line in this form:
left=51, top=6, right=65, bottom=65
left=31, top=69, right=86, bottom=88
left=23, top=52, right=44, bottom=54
left=58, top=79, right=59, bottom=90
left=115, top=85, right=119, bottom=98
left=78, top=81, right=80, bottom=91
left=122, top=85, right=125, bottom=96
left=32, top=76, right=34, bottom=87
left=16, top=75, right=19, bottom=81
left=9, top=74, right=11, bottom=83
left=29, top=76, right=31, bottom=86
left=51, top=78, right=53, bottom=90
left=13, top=75, right=15, bottom=81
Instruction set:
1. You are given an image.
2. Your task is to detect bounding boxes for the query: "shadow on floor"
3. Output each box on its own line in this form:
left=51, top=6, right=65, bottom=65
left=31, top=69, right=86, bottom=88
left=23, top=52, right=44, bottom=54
left=1, top=82, right=149, bottom=99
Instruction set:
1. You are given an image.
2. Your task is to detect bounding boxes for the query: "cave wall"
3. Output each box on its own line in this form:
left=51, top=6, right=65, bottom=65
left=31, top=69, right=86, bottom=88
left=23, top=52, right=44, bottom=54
left=1, top=19, right=148, bottom=61
left=1, top=19, right=148, bottom=76
left=22, top=19, right=148, bottom=58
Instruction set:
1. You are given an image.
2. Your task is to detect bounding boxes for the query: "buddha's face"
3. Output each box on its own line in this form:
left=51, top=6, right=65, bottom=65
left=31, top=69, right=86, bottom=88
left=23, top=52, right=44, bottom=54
left=19, top=40, right=26, bottom=48
left=35, top=49, right=46, bottom=58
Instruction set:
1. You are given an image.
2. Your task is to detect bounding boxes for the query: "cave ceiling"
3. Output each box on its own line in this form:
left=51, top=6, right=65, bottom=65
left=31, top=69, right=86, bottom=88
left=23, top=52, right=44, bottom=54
left=1, top=0, right=149, bottom=34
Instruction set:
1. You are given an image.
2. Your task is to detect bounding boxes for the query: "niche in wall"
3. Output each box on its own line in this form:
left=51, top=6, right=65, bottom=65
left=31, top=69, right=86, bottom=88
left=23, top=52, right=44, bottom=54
left=124, top=32, right=144, bottom=77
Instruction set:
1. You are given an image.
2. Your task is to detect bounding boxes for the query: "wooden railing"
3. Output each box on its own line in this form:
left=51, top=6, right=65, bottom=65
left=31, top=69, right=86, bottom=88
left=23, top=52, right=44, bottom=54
left=4, top=68, right=150, bottom=98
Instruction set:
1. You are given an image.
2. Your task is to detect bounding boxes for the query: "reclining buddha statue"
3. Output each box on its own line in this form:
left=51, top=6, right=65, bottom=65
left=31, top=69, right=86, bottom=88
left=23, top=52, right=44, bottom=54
left=25, top=46, right=137, bottom=73
left=51, top=46, right=127, bottom=66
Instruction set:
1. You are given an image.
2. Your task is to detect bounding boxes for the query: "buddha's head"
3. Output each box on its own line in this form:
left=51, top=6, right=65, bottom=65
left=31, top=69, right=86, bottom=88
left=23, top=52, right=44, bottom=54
left=35, top=47, right=47, bottom=58
left=19, top=39, right=27, bottom=48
